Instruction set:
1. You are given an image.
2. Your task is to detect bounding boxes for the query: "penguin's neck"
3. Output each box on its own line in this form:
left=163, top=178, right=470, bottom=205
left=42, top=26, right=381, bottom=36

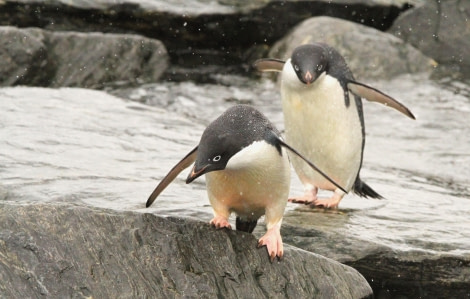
left=225, top=140, right=278, bottom=171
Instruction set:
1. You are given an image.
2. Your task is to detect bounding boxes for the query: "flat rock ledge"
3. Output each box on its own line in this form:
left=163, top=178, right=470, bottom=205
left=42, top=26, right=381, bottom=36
left=0, top=203, right=372, bottom=298
left=281, top=223, right=470, bottom=299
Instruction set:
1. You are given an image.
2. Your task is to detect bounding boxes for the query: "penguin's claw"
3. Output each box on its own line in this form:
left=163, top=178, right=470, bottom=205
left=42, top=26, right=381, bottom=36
left=258, top=227, right=283, bottom=262
left=288, top=197, right=316, bottom=205
left=288, top=192, right=318, bottom=205
left=289, top=193, right=343, bottom=209
left=210, top=216, right=232, bottom=230
left=312, top=192, right=343, bottom=209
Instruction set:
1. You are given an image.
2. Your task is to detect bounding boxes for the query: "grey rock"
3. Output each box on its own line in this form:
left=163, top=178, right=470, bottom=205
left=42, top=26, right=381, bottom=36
left=1, top=0, right=413, bottom=18
left=0, top=0, right=413, bottom=82
left=390, top=0, right=470, bottom=76
left=0, top=27, right=49, bottom=86
left=268, top=16, right=433, bottom=80
left=0, top=26, right=169, bottom=88
left=279, top=218, right=470, bottom=299
left=0, top=203, right=373, bottom=298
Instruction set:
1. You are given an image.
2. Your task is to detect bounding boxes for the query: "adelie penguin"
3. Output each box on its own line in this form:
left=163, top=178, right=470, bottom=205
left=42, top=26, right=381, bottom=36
left=146, top=104, right=345, bottom=261
left=254, top=43, right=415, bottom=209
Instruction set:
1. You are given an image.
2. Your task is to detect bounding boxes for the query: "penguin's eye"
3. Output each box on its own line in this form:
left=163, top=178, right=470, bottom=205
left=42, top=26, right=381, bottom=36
left=293, top=64, right=300, bottom=72
left=212, top=155, right=221, bottom=162
left=317, top=64, right=323, bottom=71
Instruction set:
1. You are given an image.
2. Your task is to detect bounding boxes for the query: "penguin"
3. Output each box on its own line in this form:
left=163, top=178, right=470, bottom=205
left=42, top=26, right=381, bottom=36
left=146, top=104, right=346, bottom=261
left=254, top=43, right=415, bottom=209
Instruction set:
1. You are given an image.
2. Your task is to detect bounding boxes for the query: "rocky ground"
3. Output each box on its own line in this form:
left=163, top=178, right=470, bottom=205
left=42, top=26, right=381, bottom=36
left=0, top=202, right=372, bottom=298
left=2, top=0, right=469, bottom=85
left=1, top=0, right=469, bottom=298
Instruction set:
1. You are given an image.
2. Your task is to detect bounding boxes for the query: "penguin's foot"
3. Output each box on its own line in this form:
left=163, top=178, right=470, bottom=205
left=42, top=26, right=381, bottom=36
left=288, top=187, right=318, bottom=205
left=312, top=193, right=343, bottom=209
left=210, top=215, right=232, bottom=230
left=258, top=227, right=283, bottom=262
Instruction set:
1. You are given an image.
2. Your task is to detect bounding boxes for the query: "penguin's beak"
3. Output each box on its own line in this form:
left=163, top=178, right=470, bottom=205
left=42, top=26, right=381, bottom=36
left=186, top=164, right=209, bottom=184
left=304, top=71, right=314, bottom=84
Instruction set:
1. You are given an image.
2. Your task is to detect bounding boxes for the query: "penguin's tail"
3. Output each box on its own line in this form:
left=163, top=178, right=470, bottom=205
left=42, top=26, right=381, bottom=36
left=236, top=217, right=258, bottom=233
left=353, top=177, right=383, bottom=199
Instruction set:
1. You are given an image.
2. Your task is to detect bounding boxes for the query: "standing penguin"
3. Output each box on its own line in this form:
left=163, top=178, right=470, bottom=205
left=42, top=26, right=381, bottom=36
left=146, top=104, right=345, bottom=261
left=254, top=43, right=415, bottom=208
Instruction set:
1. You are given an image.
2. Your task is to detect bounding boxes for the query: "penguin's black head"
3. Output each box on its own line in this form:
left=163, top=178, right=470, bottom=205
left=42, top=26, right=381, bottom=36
left=186, top=105, right=273, bottom=183
left=290, top=44, right=328, bottom=85
left=186, top=131, right=237, bottom=183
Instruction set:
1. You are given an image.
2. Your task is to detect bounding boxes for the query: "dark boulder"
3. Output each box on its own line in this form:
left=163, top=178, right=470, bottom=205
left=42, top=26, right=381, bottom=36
left=390, top=0, right=470, bottom=77
left=0, top=27, right=49, bottom=86
left=267, top=16, right=433, bottom=80
left=0, top=26, right=169, bottom=88
left=0, top=203, right=373, bottom=298
left=280, top=222, right=470, bottom=299
left=0, top=0, right=416, bottom=81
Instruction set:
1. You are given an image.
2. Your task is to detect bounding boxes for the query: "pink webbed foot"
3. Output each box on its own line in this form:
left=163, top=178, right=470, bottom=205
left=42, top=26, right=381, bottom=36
left=312, top=191, right=344, bottom=209
left=210, top=215, right=231, bottom=230
left=288, top=187, right=318, bottom=205
left=312, top=196, right=342, bottom=209
left=290, top=188, right=345, bottom=209
left=258, top=227, right=283, bottom=262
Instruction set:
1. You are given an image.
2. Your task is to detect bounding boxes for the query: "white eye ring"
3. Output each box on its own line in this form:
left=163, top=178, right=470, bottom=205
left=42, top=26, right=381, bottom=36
left=294, top=65, right=299, bottom=71
left=317, top=64, right=323, bottom=71
left=212, top=155, right=221, bottom=162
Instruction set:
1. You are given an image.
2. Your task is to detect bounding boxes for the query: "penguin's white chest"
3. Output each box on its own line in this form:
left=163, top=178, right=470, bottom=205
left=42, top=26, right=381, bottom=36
left=280, top=62, right=363, bottom=191
left=205, top=141, right=290, bottom=221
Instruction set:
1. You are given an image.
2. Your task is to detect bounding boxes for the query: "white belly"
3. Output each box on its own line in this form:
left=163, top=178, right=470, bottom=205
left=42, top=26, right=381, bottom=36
left=205, top=142, right=290, bottom=225
left=281, top=68, right=363, bottom=192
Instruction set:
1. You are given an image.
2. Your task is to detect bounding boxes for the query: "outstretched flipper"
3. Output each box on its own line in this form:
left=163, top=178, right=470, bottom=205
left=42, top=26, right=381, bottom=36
left=253, top=58, right=285, bottom=73
left=275, top=136, right=347, bottom=194
left=146, top=146, right=198, bottom=207
left=347, top=81, right=416, bottom=120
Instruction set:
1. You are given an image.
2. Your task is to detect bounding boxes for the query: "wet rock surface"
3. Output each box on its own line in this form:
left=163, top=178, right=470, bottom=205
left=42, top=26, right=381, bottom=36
left=0, top=202, right=373, bottom=298
left=280, top=223, right=470, bottom=299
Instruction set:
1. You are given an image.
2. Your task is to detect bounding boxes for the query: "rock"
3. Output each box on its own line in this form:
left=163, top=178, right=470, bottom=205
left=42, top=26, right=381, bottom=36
left=267, top=16, right=433, bottom=80
left=0, top=203, right=373, bottom=298
left=279, top=222, right=470, bottom=299
left=0, top=27, right=49, bottom=86
left=390, top=0, right=470, bottom=77
left=0, top=26, right=169, bottom=88
left=0, top=0, right=414, bottom=82
left=2, top=81, right=470, bottom=298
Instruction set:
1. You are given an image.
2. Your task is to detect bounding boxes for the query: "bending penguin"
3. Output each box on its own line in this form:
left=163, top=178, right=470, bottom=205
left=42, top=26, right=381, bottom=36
left=146, top=104, right=346, bottom=261
left=254, top=43, right=415, bottom=209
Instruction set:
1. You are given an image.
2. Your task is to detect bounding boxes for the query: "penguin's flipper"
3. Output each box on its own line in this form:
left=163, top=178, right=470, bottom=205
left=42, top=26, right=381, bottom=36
left=276, top=137, right=347, bottom=194
left=146, top=146, right=198, bottom=208
left=253, top=58, right=285, bottom=72
left=347, top=81, right=416, bottom=120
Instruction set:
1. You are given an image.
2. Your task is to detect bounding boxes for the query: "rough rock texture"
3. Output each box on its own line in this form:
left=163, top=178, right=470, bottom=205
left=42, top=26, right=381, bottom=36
left=390, top=0, right=470, bottom=77
left=280, top=223, right=470, bottom=299
left=268, top=16, right=433, bottom=80
left=0, top=27, right=49, bottom=86
left=0, top=26, right=169, bottom=88
left=0, top=203, right=373, bottom=298
left=0, top=0, right=415, bottom=80
left=0, top=0, right=423, bottom=15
